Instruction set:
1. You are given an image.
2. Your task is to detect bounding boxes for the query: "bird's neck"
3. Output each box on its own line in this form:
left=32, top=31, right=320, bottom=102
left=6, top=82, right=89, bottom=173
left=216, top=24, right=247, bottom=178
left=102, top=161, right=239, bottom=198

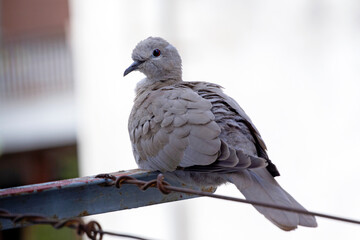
left=135, top=77, right=181, bottom=97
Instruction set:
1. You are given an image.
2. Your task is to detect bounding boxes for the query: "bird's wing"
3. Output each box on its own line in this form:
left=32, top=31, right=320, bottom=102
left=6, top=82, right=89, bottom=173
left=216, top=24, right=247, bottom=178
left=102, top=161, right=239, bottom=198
left=187, top=82, right=279, bottom=176
left=129, top=86, right=222, bottom=172
left=129, top=82, right=271, bottom=174
left=193, top=82, right=267, bottom=152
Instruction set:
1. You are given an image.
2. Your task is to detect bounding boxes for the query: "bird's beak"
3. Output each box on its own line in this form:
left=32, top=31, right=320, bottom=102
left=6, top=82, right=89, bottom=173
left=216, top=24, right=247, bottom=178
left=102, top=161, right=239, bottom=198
left=124, top=60, right=144, bottom=77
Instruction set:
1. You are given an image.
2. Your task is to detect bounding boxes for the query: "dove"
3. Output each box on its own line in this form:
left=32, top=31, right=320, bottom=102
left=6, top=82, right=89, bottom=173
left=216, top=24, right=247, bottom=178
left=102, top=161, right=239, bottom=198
left=124, top=37, right=317, bottom=230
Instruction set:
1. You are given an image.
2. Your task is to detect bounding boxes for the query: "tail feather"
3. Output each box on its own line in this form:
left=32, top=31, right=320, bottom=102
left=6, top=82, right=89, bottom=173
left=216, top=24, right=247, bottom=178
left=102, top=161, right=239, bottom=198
left=283, top=190, right=318, bottom=228
left=227, top=169, right=317, bottom=231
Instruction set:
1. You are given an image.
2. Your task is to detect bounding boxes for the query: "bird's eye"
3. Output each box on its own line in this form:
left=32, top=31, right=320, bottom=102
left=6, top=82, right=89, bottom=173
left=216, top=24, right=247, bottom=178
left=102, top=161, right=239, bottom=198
left=152, top=49, right=161, bottom=57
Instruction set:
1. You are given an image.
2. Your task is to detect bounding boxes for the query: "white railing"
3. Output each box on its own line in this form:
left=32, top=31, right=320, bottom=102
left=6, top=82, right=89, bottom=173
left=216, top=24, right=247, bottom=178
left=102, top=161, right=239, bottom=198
left=0, top=34, right=74, bottom=102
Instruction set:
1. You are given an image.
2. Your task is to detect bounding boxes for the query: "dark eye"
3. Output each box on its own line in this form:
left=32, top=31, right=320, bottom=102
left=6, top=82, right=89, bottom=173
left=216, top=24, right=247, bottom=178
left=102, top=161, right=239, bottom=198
left=152, top=49, right=161, bottom=57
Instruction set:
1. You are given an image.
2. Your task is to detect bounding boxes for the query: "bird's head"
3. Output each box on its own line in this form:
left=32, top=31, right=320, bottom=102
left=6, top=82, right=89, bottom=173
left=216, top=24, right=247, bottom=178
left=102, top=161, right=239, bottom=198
left=124, top=37, right=182, bottom=82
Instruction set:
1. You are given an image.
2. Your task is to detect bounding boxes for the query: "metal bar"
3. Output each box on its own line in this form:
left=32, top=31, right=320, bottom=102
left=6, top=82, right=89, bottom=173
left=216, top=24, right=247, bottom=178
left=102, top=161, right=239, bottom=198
left=0, top=169, right=202, bottom=230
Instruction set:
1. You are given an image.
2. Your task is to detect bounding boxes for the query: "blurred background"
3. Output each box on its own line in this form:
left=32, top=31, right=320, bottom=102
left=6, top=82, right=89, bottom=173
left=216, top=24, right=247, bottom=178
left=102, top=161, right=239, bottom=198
left=1, top=0, right=360, bottom=239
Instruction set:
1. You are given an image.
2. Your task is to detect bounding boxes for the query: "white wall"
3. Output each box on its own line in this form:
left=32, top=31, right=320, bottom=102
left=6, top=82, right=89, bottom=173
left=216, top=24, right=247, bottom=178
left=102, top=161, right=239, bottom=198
left=70, top=1, right=360, bottom=239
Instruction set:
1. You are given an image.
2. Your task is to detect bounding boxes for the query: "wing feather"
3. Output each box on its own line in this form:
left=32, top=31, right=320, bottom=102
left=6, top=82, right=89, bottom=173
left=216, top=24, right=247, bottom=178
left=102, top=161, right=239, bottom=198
left=129, top=81, right=271, bottom=174
left=129, top=87, right=222, bottom=171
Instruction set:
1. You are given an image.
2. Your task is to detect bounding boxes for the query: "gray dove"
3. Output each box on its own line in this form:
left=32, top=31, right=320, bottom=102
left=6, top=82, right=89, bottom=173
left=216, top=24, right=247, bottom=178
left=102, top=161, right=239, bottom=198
left=124, top=37, right=317, bottom=231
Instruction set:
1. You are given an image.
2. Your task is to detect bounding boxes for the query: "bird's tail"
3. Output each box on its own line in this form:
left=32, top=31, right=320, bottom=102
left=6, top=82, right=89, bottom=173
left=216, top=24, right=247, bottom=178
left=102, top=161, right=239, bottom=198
left=227, top=169, right=317, bottom=231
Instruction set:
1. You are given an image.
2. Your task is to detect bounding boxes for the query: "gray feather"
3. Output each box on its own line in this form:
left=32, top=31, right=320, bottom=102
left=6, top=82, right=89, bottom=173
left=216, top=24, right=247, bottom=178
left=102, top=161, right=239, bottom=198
left=126, top=37, right=317, bottom=231
left=227, top=169, right=317, bottom=230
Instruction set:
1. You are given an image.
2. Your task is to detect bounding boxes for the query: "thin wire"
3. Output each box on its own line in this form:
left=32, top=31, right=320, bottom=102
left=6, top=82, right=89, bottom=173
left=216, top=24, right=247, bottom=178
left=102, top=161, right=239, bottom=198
left=165, top=184, right=360, bottom=225
left=0, top=209, right=153, bottom=240
left=112, top=173, right=360, bottom=226
left=2, top=172, right=360, bottom=240
left=99, top=230, right=154, bottom=240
